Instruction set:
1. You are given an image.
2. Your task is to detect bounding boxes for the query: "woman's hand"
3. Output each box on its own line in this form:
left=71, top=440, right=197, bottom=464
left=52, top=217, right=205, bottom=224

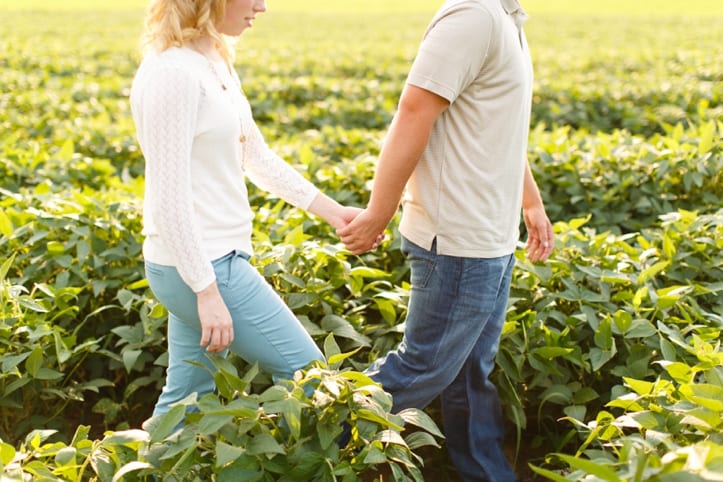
left=196, top=282, right=234, bottom=353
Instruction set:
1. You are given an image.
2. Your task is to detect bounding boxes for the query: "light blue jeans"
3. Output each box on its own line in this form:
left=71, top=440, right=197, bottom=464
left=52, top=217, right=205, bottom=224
left=145, top=250, right=324, bottom=416
left=366, top=237, right=517, bottom=482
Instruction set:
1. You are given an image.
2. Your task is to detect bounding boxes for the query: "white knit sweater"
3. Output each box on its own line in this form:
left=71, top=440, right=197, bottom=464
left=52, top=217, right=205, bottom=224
left=130, top=46, right=319, bottom=292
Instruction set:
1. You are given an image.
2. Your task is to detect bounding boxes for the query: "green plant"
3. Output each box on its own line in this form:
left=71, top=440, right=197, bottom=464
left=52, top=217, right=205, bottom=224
left=531, top=333, right=723, bottom=481
left=1, top=337, right=444, bottom=481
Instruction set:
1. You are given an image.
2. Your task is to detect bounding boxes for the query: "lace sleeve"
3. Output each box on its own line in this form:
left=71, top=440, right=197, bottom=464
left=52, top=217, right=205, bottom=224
left=242, top=104, right=320, bottom=210
left=135, top=62, right=216, bottom=292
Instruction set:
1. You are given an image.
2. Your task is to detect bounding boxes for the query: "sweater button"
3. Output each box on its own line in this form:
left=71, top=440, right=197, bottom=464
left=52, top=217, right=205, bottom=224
left=239, top=135, right=246, bottom=143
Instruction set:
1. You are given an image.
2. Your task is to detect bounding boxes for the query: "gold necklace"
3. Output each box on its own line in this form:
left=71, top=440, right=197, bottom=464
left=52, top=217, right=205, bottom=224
left=204, top=55, right=247, bottom=144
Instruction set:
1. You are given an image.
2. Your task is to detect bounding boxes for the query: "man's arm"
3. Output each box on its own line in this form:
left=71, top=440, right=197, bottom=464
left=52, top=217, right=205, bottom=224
left=337, top=84, right=449, bottom=254
left=521, top=161, right=554, bottom=262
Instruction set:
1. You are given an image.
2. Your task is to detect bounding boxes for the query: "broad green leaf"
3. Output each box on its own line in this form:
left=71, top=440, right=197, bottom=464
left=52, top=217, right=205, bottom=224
left=679, top=383, right=723, bottom=411
left=317, top=421, right=342, bottom=450
left=259, top=385, right=287, bottom=403
left=47, top=241, right=65, bottom=255
left=630, top=411, right=662, bottom=430
left=593, top=318, right=614, bottom=351
left=529, top=464, right=571, bottom=482
left=277, top=399, right=302, bottom=440
left=54, top=447, right=77, bottom=466
left=2, top=352, right=32, bottom=373
left=328, top=348, right=362, bottom=368
left=57, top=138, right=75, bottom=161
left=0, top=443, right=16, bottom=465
left=323, top=332, right=341, bottom=360
left=590, top=346, right=616, bottom=372
left=286, top=292, right=317, bottom=309
left=0, top=209, right=13, bottom=238
left=404, top=431, right=441, bottom=450
left=556, top=453, right=620, bottom=482
left=126, top=278, right=149, bottom=290
left=215, top=441, right=246, bottom=467
left=376, top=429, right=406, bottom=446
left=35, top=368, right=63, bottom=380
left=122, top=349, right=142, bottom=373
left=112, top=461, right=154, bottom=482
left=357, top=409, right=403, bottom=431
left=199, top=414, right=234, bottom=435
left=632, top=286, right=648, bottom=308
left=54, top=331, right=72, bottom=365
left=320, top=315, right=371, bottom=347
left=569, top=215, right=592, bottom=230
left=18, top=296, right=49, bottom=313
left=660, top=338, right=678, bottom=362
left=541, top=385, right=573, bottom=405
left=70, top=425, right=91, bottom=448
left=340, top=371, right=378, bottom=387
left=76, top=240, right=91, bottom=263
left=25, top=345, right=43, bottom=378
left=374, top=298, right=398, bottom=324
left=363, top=445, right=388, bottom=464
left=217, top=466, right=263, bottom=481
left=24, top=430, right=57, bottom=448
left=533, top=347, right=575, bottom=359
left=398, top=408, right=444, bottom=438
left=246, top=433, right=285, bottom=456
left=349, top=266, right=389, bottom=279
left=149, top=404, right=186, bottom=443
left=680, top=407, right=723, bottom=429
left=612, top=310, right=632, bottom=334
left=283, top=225, right=308, bottom=246
left=659, top=361, right=693, bottom=383
left=624, top=377, right=655, bottom=396
left=638, top=260, right=670, bottom=284
left=624, top=319, right=657, bottom=338
left=102, top=429, right=150, bottom=447
left=697, top=120, right=714, bottom=155
left=4, top=377, right=31, bottom=398
left=655, top=285, right=693, bottom=310
left=572, top=387, right=599, bottom=404
left=563, top=405, right=587, bottom=422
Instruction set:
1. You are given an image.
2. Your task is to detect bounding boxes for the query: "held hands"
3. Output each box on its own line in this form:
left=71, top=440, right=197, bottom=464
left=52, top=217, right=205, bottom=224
left=337, top=207, right=390, bottom=255
left=523, top=204, right=554, bottom=263
left=312, top=194, right=385, bottom=253
left=327, top=205, right=364, bottom=231
left=196, top=282, right=234, bottom=353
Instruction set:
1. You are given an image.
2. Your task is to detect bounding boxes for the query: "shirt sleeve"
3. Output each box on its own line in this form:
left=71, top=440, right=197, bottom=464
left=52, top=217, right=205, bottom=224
left=134, top=61, right=216, bottom=292
left=407, top=4, right=495, bottom=102
left=242, top=102, right=320, bottom=210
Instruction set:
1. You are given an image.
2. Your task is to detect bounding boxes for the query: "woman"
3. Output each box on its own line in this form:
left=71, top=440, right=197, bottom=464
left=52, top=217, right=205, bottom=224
left=130, top=0, right=359, bottom=417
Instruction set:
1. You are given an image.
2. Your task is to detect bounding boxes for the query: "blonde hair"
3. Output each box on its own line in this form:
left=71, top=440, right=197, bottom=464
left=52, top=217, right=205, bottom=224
left=141, top=0, right=233, bottom=61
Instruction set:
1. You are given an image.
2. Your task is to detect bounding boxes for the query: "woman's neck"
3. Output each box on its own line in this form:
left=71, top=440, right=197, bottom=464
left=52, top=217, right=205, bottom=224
left=190, top=36, right=223, bottom=61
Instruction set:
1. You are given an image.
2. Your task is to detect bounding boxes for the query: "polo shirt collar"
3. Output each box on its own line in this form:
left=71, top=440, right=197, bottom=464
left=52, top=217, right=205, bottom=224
left=500, top=0, right=523, bottom=14
left=500, top=0, right=528, bottom=27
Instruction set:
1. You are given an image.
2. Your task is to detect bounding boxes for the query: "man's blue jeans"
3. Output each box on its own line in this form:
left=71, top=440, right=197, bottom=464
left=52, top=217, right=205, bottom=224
left=145, top=251, right=324, bottom=417
left=366, top=237, right=517, bottom=482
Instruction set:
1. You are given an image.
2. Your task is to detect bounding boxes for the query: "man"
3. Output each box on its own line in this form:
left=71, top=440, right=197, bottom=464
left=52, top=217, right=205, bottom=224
left=338, top=0, right=554, bottom=480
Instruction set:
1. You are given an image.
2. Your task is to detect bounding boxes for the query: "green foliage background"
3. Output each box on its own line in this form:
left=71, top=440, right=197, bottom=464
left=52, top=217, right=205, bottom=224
left=0, top=0, right=721, bottom=480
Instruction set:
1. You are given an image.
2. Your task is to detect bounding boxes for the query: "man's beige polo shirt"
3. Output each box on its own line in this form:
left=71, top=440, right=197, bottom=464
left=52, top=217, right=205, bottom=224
left=398, top=0, right=534, bottom=258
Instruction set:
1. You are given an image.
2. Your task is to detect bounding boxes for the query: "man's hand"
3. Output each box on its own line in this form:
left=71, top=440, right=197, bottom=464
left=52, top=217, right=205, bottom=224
left=196, top=282, right=233, bottom=353
left=523, top=205, right=554, bottom=263
left=337, top=208, right=390, bottom=254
